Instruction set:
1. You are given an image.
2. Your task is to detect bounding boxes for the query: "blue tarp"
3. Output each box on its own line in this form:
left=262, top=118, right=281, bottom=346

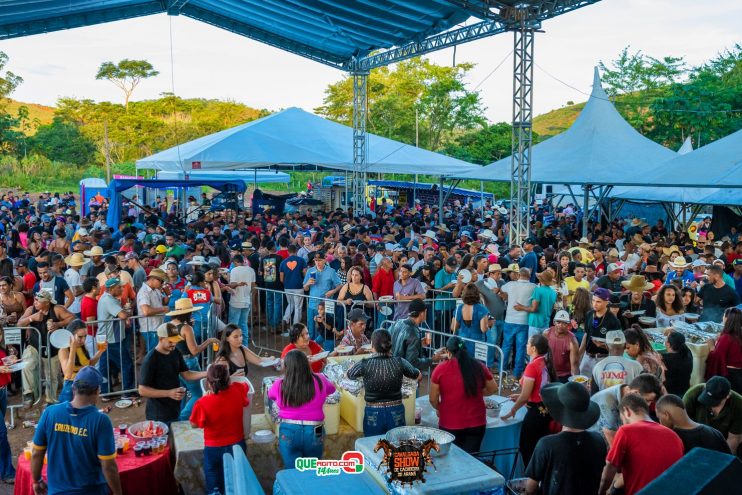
left=106, top=178, right=245, bottom=227
left=136, top=107, right=480, bottom=176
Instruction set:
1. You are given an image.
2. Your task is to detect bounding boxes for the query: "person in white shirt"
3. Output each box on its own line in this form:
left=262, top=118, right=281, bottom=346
left=500, top=268, right=536, bottom=379
left=228, top=254, right=255, bottom=342
left=136, top=269, right=170, bottom=351
left=591, top=330, right=644, bottom=393
left=63, top=253, right=87, bottom=316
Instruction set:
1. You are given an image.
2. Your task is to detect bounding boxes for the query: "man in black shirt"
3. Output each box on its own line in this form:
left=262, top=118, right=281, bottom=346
left=656, top=394, right=731, bottom=454
left=698, top=265, right=740, bottom=322
left=579, top=288, right=622, bottom=377
left=138, top=323, right=206, bottom=425
left=525, top=381, right=606, bottom=495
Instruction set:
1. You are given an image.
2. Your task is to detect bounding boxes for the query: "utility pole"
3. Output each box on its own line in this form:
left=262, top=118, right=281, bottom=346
left=103, top=120, right=112, bottom=183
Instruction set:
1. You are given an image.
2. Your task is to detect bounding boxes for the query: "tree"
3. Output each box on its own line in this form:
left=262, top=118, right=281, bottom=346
left=95, top=59, right=159, bottom=111
left=30, top=117, right=97, bottom=165
left=442, top=122, right=515, bottom=165
left=0, top=51, right=24, bottom=153
left=316, top=57, right=485, bottom=151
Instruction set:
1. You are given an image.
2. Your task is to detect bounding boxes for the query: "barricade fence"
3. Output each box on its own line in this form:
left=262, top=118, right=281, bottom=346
left=4, top=326, right=44, bottom=427
left=247, top=287, right=505, bottom=392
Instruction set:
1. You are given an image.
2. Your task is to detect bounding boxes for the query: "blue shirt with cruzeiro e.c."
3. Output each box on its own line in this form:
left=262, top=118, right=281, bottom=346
left=32, top=402, right=116, bottom=495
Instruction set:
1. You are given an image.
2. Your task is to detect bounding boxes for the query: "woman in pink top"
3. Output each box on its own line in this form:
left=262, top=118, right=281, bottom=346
left=268, top=350, right=336, bottom=468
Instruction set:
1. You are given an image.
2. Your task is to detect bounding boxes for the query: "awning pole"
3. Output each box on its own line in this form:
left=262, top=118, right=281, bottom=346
left=480, top=181, right=484, bottom=222
left=582, top=184, right=590, bottom=238
left=438, top=176, right=444, bottom=225
left=413, top=174, right=417, bottom=207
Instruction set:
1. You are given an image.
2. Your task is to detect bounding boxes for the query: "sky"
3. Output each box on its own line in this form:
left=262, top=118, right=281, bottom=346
left=1, top=0, right=741, bottom=123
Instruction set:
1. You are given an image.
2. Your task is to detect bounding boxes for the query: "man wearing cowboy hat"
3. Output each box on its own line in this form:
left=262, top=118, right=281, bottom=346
left=136, top=269, right=170, bottom=352
left=524, top=381, right=605, bottom=495
left=97, top=278, right=135, bottom=398
left=664, top=256, right=695, bottom=287
left=619, top=275, right=657, bottom=327
left=63, top=252, right=89, bottom=317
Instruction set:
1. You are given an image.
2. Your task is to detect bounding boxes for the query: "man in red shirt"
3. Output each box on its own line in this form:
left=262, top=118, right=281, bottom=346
left=599, top=394, right=683, bottom=495
left=80, top=278, right=100, bottom=359
left=17, top=260, right=36, bottom=308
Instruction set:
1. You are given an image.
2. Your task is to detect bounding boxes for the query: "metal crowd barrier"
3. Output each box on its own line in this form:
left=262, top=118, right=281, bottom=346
left=84, top=315, right=144, bottom=399
left=5, top=326, right=45, bottom=427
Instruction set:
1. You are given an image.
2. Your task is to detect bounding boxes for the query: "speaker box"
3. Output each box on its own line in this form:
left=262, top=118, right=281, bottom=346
left=638, top=448, right=742, bottom=494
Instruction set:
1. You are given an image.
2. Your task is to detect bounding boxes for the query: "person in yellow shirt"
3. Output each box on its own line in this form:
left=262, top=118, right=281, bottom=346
left=563, top=263, right=590, bottom=306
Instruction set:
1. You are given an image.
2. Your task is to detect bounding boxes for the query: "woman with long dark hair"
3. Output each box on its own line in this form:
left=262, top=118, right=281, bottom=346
left=501, top=334, right=556, bottom=466
left=570, top=287, right=591, bottom=345
left=662, top=331, right=693, bottom=396
left=706, top=307, right=742, bottom=393
left=681, top=287, right=699, bottom=314
left=429, top=336, right=497, bottom=453
left=215, top=323, right=269, bottom=378
left=268, top=350, right=336, bottom=468
left=57, top=319, right=104, bottom=402
left=655, top=285, right=685, bottom=327
left=190, top=364, right=249, bottom=495
left=624, top=325, right=665, bottom=381
left=347, top=329, right=420, bottom=436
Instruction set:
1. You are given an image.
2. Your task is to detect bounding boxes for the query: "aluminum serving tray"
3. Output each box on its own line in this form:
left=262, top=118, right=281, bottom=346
left=385, top=426, right=455, bottom=456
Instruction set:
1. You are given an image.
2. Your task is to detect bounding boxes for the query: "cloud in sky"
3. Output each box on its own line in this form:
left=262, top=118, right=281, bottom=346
left=2, top=0, right=740, bottom=122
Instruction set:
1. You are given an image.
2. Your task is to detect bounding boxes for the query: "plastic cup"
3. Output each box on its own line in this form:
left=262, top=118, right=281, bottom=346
left=44, top=454, right=47, bottom=465
left=119, top=424, right=127, bottom=435
left=212, top=342, right=219, bottom=352
left=415, top=407, right=422, bottom=425
left=23, top=448, right=31, bottom=461
left=96, top=333, right=108, bottom=352
left=134, top=445, right=142, bottom=458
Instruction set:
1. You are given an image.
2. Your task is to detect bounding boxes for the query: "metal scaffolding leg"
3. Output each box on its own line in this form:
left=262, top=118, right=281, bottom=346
left=509, top=23, right=535, bottom=244
left=352, top=69, right=369, bottom=216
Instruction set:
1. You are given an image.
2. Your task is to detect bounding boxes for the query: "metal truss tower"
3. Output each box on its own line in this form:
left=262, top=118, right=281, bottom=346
left=509, top=14, right=538, bottom=245
left=352, top=69, right=369, bottom=216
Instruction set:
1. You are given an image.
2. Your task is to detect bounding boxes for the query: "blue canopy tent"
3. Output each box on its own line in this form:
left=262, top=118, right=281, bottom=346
left=136, top=108, right=481, bottom=176
left=106, top=178, right=246, bottom=227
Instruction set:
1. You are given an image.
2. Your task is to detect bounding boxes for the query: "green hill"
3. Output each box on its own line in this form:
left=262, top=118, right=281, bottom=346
left=3, top=99, right=55, bottom=134
left=532, top=101, right=585, bottom=139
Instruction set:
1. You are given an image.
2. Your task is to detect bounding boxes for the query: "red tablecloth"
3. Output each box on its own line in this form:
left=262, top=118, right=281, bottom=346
left=14, top=446, right=178, bottom=495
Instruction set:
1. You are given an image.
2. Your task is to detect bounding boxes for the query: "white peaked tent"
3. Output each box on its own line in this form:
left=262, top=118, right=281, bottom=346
left=136, top=107, right=480, bottom=176
left=452, top=67, right=677, bottom=185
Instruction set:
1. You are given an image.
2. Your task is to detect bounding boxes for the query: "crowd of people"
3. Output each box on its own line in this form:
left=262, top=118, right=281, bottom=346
left=0, top=189, right=740, bottom=494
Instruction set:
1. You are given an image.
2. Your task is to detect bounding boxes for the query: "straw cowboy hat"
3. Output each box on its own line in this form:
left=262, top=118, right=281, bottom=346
left=64, top=252, right=89, bottom=267
left=578, top=237, right=592, bottom=246
left=383, top=234, right=396, bottom=243
left=669, top=256, right=690, bottom=269
left=187, top=255, right=207, bottom=266
left=341, top=223, right=353, bottom=233
left=422, top=230, right=437, bottom=241
left=621, top=275, right=654, bottom=293
left=630, top=218, right=647, bottom=227
left=541, top=382, right=600, bottom=430
left=485, top=244, right=500, bottom=255
left=437, top=224, right=451, bottom=233
left=167, top=298, right=204, bottom=317
left=84, top=246, right=105, bottom=257
left=479, top=229, right=495, bottom=240
left=147, top=268, right=167, bottom=283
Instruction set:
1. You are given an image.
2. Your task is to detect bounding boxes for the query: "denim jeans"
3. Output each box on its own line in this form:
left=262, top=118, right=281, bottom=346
left=502, top=323, right=529, bottom=378
left=307, top=305, right=319, bottom=340
left=228, top=305, right=250, bottom=342
left=204, top=440, right=246, bottom=495
left=278, top=423, right=325, bottom=469
left=486, top=320, right=504, bottom=368
left=363, top=403, right=406, bottom=437
left=58, top=379, right=74, bottom=403
left=100, top=337, right=135, bottom=395
left=178, top=356, right=202, bottom=421
left=0, top=388, right=15, bottom=480
left=265, top=291, right=283, bottom=329
left=142, top=332, right=159, bottom=352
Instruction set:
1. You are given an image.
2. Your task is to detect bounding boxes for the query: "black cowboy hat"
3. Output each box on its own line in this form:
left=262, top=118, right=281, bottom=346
left=541, top=382, right=600, bottom=430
